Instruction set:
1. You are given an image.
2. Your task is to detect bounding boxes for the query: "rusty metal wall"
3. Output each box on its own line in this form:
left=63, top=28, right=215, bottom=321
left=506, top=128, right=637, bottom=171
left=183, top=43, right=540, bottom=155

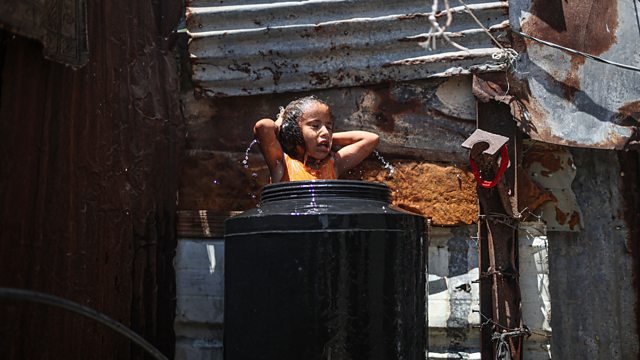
left=508, top=0, right=640, bottom=150
left=0, top=0, right=88, bottom=67
left=547, top=148, right=639, bottom=359
left=179, top=76, right=481, bottom=226
left=186, top=0, right=510, bottom=96
left=0, top=0, right=184, bottom=358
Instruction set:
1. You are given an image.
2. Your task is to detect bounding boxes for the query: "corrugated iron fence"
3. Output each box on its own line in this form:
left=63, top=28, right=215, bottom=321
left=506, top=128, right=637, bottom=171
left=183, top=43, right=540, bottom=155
left=0, top=0, right=184, bottom=358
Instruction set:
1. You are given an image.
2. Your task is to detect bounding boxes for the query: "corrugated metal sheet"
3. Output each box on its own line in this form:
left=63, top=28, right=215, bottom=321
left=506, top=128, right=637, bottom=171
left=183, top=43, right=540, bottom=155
left=522, top=140, right=583, bottom=231
left=186, top=0, right=510, bottom=96
left=509, top=0, right=640, bottom=149
left=0, top=0, right=88, bottom=67
left=0, top=0, right=183, bottom=357
left=547, top=149, right=639, bottom=359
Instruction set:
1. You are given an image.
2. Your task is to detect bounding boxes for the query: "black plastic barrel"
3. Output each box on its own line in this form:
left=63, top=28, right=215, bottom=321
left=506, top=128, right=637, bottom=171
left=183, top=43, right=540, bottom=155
left=224, top=180, right=427, bottom=360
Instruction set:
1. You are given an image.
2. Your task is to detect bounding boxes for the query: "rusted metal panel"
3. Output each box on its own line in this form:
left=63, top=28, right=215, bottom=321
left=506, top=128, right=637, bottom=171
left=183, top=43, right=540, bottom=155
left=183, top=76, right=477, bottom=162
left=179, top=76, right=482, bottom=226
left=0, top=0, right=183, bottom=357
left=547, top=149, right=639, bottom=359
left=521, top=140, right=583, bottom=231
left=618, top=151, right=640, bottom=353
left=0, top=0, right=88, bottom=67
left=186, top=0, right=511, bottom=96
left=509, top=0, right=640, bottom=149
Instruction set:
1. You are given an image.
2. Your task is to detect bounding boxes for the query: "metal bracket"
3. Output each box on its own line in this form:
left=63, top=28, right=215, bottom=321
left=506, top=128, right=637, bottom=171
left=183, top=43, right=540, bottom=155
left=461, top=129, right=509, bottom=155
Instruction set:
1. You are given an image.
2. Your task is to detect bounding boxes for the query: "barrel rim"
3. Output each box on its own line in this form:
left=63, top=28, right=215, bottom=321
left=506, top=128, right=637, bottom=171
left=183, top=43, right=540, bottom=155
left=260, top=180, right=391, bottom=204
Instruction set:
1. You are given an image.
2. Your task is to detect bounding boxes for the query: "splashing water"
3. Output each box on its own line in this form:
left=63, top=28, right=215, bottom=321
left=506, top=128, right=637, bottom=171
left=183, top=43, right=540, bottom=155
left=373, top=150, right=395, bottom=178
left=242, top=139, right=258, bottom=169
left=241, top=139, right=261, bottom=205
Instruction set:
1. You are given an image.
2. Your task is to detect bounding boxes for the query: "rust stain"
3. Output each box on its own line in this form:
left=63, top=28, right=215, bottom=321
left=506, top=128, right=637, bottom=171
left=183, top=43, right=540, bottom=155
left=555, top=207, right=567, bottom=225
left=568, top=211, right=581, bottom=230
left=228, top=61, right=252, bottom=74
left=371, top=87, right=422, bottom=133
left=384, top=53, right=470, bottom=67
left=522, top=149, right=563, bottom=174
left=524, top=0, right=618, bottom=56
left=398, top=13, right=429, bottom=20
left=618, top=100, right=640, bottom=122
left=309, top=71, right=330, bottom=86
left=559, top=56, right=584, bottom=101
left=517, top=170, right=556, bottom=212
left=472, top=74, right=508, bottom=103
left=486, top=72, right=550, bottom=139
left=523, top=0, right=618, bottom=100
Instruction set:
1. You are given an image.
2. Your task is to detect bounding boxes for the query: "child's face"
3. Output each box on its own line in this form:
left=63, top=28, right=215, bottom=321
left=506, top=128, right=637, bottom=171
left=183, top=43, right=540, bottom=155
left=299, top=102, right=333, bottom=160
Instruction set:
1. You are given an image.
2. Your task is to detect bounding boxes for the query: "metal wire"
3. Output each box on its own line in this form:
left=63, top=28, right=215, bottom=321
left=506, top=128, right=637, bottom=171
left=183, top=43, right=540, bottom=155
left=0, top=287, right=169, bottom=360
left=512, top=29, right=640, bottom=73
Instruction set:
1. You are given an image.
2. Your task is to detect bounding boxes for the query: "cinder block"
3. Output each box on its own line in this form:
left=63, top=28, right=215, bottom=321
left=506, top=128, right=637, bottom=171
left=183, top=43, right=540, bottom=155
left=175, top=239, right=225, bottom=271
left=176, top=268, right=224, bottom=297
left=175, top=339, right=223, bottom=360
left=175, top=295, right=224, bottom=324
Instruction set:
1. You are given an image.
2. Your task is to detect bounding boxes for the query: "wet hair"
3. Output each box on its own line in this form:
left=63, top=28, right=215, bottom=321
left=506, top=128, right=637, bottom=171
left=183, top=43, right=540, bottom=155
left=277, top=95, right=330, bottom=157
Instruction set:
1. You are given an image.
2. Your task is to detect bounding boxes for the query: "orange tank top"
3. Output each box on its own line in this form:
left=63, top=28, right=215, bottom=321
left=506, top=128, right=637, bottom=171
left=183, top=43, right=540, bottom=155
left=282, top=153, right=336, bottom=181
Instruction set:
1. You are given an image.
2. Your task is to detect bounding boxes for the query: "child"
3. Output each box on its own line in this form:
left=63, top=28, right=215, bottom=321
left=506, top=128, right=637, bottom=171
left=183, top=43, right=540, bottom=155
left=254, top=96, right=379, bottom=183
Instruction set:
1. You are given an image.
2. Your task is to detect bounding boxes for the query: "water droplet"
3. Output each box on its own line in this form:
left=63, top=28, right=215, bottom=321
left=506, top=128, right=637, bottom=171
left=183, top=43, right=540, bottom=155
left=373, top=150, right=395, bottom=178
left=242, top=139, right=258, bottom=170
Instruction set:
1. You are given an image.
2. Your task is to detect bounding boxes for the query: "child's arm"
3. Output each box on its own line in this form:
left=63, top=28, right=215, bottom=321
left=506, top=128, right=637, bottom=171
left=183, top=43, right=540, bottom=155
left=254, top=118, right=285, bottom=182
left=332, top=131, right=380, bottom=177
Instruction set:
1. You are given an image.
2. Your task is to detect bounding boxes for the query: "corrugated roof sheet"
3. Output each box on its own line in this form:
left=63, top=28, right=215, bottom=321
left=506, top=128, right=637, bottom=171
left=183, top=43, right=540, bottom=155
left=186, top=0, right=510, bottom=96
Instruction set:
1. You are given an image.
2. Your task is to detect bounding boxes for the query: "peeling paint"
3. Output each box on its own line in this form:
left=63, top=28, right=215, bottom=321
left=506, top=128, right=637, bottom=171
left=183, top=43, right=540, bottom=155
left=509, top=0, right=639, bottom=149
left=618, top=100, right=640, bottom=123
left=521, top=140, right=583, bottom=231
left=524, top=0, right=618, bottom=56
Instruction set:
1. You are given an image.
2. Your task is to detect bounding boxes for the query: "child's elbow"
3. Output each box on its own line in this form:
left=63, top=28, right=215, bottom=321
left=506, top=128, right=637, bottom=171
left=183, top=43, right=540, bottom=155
left=254, top=118, right=276, bottom=135
left=368, top=133, right=380, bottom=149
